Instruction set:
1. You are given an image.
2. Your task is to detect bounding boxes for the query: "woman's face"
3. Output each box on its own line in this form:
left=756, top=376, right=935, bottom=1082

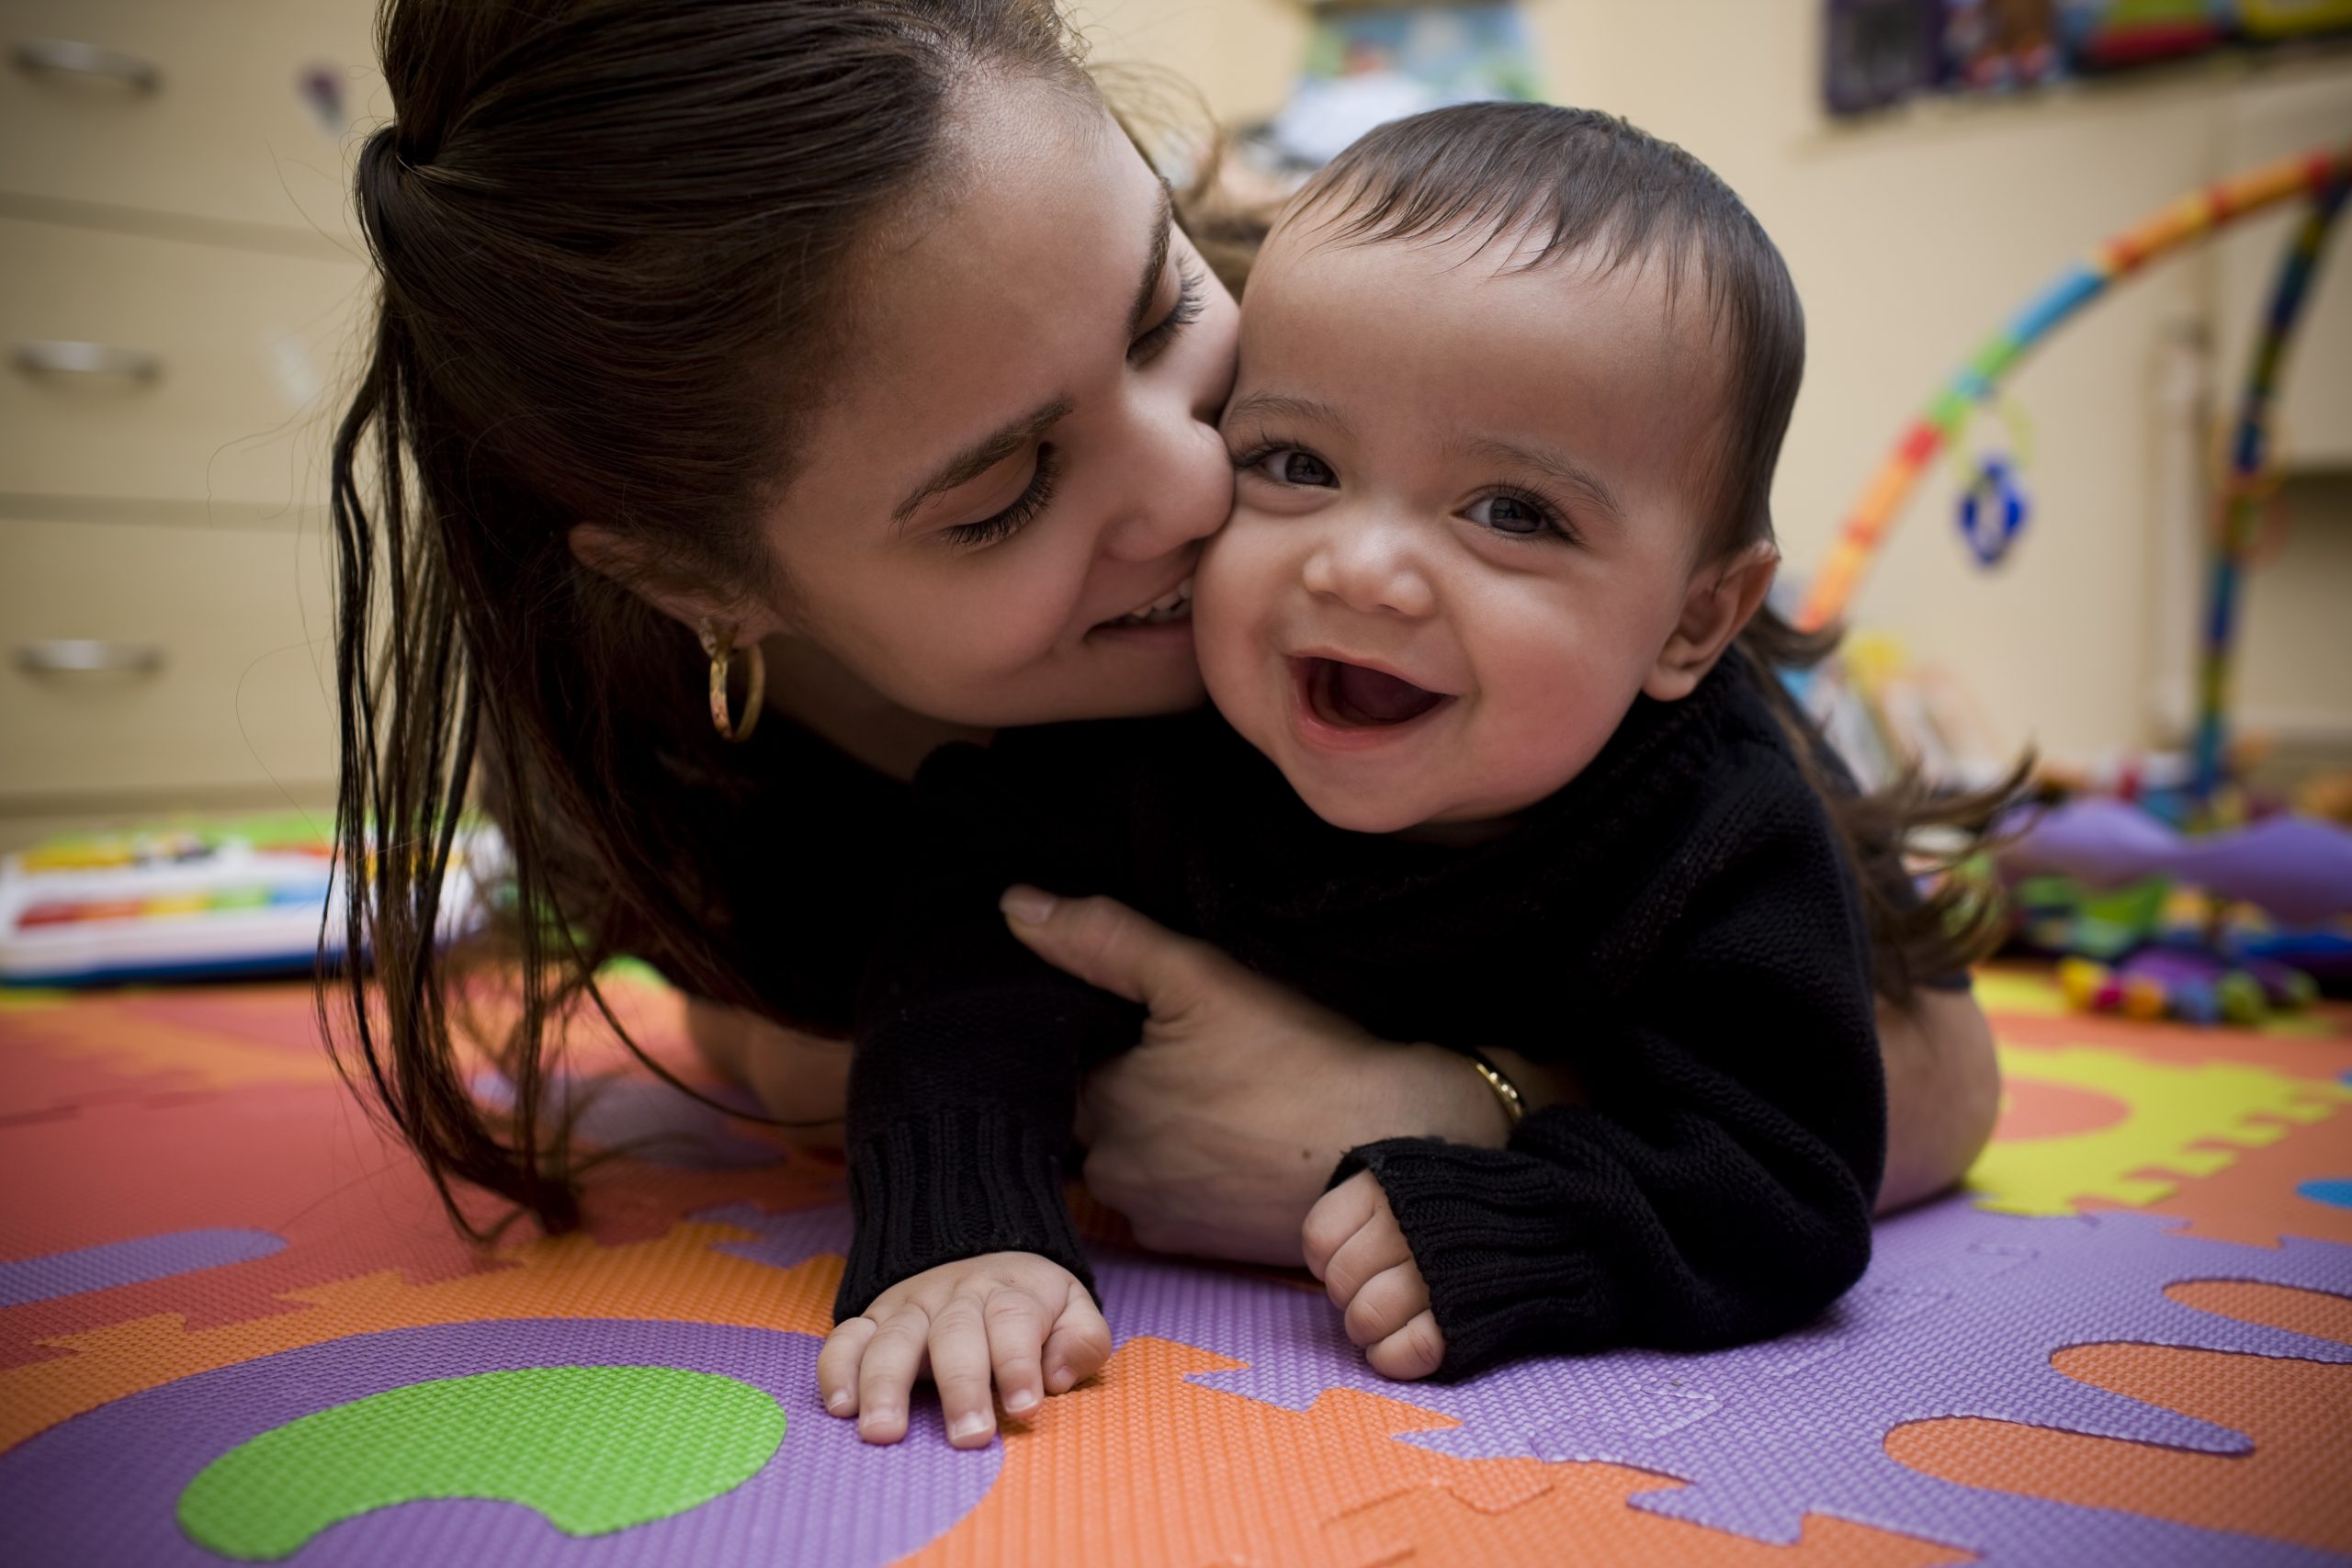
left=758, top=73, right=1239, bottom=728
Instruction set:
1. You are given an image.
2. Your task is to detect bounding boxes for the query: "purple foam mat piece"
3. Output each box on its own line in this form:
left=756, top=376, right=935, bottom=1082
left=695, top=1201, right=854, bottom=1269
left=1096, top=1200, right=2352, bottom=1567
left=0, top=1229, right=286, bottom=1307
left=0, top=1318, right=996, bottom=1567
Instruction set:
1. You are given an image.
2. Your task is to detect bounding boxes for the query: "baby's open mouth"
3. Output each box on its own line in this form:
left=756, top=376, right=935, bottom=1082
left=1296, top=656, right=1450, bottom=728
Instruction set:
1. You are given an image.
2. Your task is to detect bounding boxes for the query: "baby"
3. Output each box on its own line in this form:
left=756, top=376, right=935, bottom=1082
left=822, top=103, right=1891, bottom=1448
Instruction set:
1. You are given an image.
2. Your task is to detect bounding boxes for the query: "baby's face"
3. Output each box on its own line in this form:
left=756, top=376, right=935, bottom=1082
left=1196, top=217, right=1732, bottom=833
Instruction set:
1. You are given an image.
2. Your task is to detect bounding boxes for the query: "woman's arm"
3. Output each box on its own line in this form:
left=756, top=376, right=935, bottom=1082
left=1006, top=891, right=2003, bottom=1263
left=683, top=998, right=851, bottom=1152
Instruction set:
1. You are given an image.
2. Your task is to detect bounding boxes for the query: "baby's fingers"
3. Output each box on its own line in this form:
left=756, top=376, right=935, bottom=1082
left=817, top=1316, right=878, bottom=1418
left=927, top=1296, right=999, bottom=1448
left=1342, top=1261, right=1430, bottom=1349
left=1366, top=1308, right=1446, bottom=1382
left=855, top=1308, right=931, bottom=1445
left=1041, top=1288, right=1113, bottom=1394
left=983, top=1289, right=1047, bottom=1418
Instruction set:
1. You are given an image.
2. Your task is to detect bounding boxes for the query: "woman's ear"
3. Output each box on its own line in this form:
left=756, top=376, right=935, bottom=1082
left=568, top=524, right=792, bottom=643
left=1643, top=541, right=1778, bottom=703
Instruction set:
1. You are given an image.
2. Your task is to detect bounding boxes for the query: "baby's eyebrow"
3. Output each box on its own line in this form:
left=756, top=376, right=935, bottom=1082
left=1223, top=391, right=1348, bottom=430
left=1456, top=434, right=1625, bottom=523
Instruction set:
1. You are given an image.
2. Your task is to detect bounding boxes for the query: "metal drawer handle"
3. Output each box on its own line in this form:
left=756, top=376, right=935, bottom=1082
left=16, top=640, right=165, bottom=675
left=12, top=39, right=162, bottom=93
left=12, top=341, right=164, bottom=382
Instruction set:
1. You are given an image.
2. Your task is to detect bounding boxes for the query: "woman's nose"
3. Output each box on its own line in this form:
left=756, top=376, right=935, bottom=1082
left=1097, top=410, right=1230, bottom=565
left=1302, top=518, right=1436, bottom=619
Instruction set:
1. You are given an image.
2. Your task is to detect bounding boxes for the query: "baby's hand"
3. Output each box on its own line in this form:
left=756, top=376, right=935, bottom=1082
left=817, top=1252, right=1110, bottom=1448
left=1302, top=1171, right=1446, bottom=1380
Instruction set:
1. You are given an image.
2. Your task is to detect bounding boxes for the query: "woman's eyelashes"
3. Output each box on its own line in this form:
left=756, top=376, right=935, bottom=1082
left=1127, top=262, right=1206, bottom=366
left=941, top=445, right=1060, bottom=549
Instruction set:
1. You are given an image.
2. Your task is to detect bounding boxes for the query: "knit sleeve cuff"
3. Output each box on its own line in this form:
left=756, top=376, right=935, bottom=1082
left=1337, top=1137, right=1613, bottom=1378
left=834, top=1105, right=1094, bottom=1323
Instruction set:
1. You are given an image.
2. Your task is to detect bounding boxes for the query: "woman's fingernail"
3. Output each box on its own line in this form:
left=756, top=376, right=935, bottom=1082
left=1000, top=886, right=1057, bottom=925
left=1003, top=1387, right=1040, bottom=1414
left=950, top=1412, right=993, bottom=1442
left=826, top=1390, right=851, bottom=1414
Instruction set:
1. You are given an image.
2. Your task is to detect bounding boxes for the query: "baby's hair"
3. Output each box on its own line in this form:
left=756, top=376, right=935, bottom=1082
left=1289, top=103, right=2025, bottom=998
left=1291, top=102, right=1798, bottom=569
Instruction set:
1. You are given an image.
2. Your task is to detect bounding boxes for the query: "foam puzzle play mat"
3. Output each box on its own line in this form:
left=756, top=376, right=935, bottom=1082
left=3, top=964, right=2348, bottom=1566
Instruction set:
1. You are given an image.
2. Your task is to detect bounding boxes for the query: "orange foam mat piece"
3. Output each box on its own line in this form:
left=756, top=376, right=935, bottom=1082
left=901, top=1336, right=1967, bottom=1568
left=1886, top=1284, right=2352, bottom=1554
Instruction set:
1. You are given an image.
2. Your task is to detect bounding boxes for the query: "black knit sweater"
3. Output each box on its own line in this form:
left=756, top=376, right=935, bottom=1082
left=841, top=656, right=1887, bottom=1376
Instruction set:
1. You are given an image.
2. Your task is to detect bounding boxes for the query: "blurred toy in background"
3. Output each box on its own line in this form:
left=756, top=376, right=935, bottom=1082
left=2056, top=0, right=2229, bottom=72
left=1826, top=0, right=1946, bottom=113
left=1948, top=0, right=2065, bottom=88
left=1248, top=1, right=1542, bottom=172
left=0, top=817, right=494, bottom=987
left=1826, top=0, right=2352, bottom=114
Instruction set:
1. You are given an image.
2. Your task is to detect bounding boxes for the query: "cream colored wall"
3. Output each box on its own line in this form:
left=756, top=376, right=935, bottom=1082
left=1093, top=0, right=2352, bottom=764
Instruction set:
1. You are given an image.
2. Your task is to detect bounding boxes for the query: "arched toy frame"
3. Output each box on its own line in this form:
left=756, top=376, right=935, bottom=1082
left=1797, top=143, right=2352, bottom=808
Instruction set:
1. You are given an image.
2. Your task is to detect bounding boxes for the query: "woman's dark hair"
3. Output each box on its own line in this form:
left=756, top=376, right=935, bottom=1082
left=1292, top=103, right=2025, bottom=998
left=322, top=0, right=1218, bottom=1236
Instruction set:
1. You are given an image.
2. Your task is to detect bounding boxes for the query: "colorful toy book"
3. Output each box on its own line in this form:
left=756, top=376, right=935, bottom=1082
left=0, top=816, right=489, bottom=987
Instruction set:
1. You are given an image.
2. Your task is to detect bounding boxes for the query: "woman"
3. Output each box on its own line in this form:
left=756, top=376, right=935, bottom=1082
left=330, top=0, right=1998, bottom=1262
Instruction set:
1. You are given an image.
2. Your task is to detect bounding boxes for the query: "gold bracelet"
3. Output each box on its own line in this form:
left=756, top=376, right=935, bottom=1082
left=1464, top=1048, right=1525, bottom=1128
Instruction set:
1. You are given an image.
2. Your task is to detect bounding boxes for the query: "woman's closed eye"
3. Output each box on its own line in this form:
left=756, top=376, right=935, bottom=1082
left=940, top=444, right=1061, bottom=549
left=1128, top=262, right=1205, bottom=366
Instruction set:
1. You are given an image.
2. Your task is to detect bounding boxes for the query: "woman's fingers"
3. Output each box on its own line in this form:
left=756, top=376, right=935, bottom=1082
left=1342, top=1261, right=1431, bottom=1349
left=1000, top=888, right=1225, bottom=1014
left=1366, top=1308, right=1447, bottom=1382
left=1040, top=1289, right=1114, bottom=1394
left=816, top=1316, right=877, bottom=1418
left=1302, top=1173, right=1380, bottom=1281
left=925, top=1297, right=998, bottom=1449
left=854, top=1308, right=931, bottom=1444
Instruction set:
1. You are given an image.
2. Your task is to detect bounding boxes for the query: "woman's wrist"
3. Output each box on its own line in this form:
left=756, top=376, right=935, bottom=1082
left=1388, top=1043, right=1518, bottom=1148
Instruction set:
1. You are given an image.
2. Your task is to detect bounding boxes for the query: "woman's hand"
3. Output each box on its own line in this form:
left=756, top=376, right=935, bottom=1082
left=816, top=1252, right=1109, bottom=1449
left=1303, top=1171, right=1445, bottom=1380
left=1001, top=886, right=1538, bottom=1266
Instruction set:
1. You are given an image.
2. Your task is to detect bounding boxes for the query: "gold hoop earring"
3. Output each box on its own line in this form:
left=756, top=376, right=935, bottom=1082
left=699, top=622, right=765, bottom=743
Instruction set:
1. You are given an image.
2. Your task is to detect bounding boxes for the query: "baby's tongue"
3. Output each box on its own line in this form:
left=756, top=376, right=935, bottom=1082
left=1330, top=661, right=1442, bottom=726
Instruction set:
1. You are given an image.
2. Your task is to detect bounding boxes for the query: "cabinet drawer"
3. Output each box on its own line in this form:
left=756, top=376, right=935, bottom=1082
left=1, top=217, right=367, bottom=510
left=0, top=0, right=377, bottom=239
left=0, top=516, right=339, bottom=802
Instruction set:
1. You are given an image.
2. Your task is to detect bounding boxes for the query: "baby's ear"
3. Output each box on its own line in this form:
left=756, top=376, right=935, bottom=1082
left=1643, top=541, right=1777, bottom=703
left=568, top=524, right=793, bottom=643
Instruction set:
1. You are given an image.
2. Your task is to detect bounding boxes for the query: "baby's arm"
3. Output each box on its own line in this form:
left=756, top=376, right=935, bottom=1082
left=833, top=738, right=1146, bottom=1441
left=820, top=1250, right=1110, bottom=1447
left=1331, top=765, right=1885, bottom=1378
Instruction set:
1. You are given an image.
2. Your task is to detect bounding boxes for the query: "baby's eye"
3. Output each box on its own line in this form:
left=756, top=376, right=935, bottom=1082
left=1464, top=491, right=1556, bottom=538
left=1254, top=448, right=1338, bottom=488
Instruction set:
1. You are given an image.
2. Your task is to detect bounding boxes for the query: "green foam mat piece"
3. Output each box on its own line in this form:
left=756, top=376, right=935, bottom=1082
left=176, top=1364, right=785, bottom=1561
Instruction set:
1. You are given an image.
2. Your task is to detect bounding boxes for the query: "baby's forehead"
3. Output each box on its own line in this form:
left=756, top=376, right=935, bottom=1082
left=1250, top=212, right=1732, bottom=402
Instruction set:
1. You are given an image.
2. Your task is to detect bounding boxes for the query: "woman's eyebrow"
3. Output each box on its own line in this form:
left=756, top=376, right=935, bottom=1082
left=1125, top=179, right=1176, bottom=338
left=893, top=394, right=1076, bottom=525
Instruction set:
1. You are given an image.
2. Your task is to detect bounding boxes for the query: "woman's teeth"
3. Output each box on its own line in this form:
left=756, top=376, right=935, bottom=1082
left=1111, top=577, right=1193, bottom=627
